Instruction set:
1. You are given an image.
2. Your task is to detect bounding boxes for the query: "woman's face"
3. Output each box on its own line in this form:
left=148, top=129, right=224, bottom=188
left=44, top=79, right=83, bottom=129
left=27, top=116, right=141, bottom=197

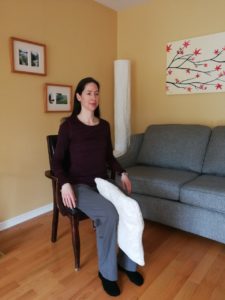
left=77, top=82, right=99, bottom=113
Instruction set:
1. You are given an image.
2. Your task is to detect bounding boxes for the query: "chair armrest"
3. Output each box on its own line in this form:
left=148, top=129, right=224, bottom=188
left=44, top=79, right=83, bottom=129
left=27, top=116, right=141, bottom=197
left=45, top=170, right=58, bottom=182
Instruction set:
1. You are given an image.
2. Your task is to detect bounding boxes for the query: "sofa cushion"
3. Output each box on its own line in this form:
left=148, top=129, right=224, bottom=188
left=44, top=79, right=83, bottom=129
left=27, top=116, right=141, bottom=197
left=137, top=125, right=211, bottom=173
left=202, top=126, right=225, bottom=176
left=126, top=165, right=198, bottom=201
left=180, top=175, right=225, bottom=214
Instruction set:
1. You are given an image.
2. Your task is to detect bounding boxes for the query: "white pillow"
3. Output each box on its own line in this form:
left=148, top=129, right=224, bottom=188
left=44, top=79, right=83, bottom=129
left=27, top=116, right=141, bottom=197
left=95, top=178, right=145, bottom=266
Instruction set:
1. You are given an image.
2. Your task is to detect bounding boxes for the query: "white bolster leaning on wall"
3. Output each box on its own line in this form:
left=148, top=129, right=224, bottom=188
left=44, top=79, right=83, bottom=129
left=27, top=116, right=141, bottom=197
left=113, top=59, right=131, bottom=157
left=95, top=177, right=145, bottom=266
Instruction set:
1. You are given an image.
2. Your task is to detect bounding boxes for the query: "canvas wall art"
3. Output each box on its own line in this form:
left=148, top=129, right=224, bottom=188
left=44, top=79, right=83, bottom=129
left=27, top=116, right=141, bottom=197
left=166, top=32, right=225, bottom=95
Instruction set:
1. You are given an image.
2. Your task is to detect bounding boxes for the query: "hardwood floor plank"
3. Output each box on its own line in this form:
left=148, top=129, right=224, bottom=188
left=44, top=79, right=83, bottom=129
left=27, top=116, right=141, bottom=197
left=211, top=287, right=225, bottom=300
left=173, top=281, right=199, bottom=300
left=188, top=243, right=223, bottom=284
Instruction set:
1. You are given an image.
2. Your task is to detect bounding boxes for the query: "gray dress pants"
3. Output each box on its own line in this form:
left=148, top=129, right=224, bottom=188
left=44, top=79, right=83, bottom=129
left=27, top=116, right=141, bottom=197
left=73, top=183, right=137, bottom=281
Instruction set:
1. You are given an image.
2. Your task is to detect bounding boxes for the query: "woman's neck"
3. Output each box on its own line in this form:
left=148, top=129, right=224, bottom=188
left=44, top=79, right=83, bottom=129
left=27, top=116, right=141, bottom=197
left=77, top=112, right=99, bottom=126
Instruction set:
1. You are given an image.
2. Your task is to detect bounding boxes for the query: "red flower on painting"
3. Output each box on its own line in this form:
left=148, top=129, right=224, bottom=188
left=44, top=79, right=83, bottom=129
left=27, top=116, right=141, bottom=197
left=177, top=48, right=184, bottom=55
left=193, top=48, right=201, bottom=56
left=187, top=87, right=192, bottom=92
left=183, top=40, right=190, bottom=48
left=166, top=44, right=172, bottom=52
left=215, top=64, right=222, bottom=71
left=168, top=69, right=172, bottom=75
left=214, top=49, right=219, bottom=55
left=216, top=83, right=222, bottom=89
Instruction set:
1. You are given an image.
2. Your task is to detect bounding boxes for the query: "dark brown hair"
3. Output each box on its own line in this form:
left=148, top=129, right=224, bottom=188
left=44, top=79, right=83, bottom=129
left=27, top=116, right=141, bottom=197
left=71, top=77, right=100, bottom=118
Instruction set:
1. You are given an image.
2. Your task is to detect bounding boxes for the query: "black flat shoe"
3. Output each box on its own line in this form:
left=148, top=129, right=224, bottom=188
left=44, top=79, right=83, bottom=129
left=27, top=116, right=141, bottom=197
left=118, top=265, right=144, bottom=286
left=98, top=272, right=120, bottom=296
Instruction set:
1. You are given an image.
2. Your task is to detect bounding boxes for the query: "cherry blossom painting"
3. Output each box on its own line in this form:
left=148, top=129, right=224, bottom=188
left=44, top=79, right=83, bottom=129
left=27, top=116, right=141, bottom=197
left=166, top=32, right=225, bottom=94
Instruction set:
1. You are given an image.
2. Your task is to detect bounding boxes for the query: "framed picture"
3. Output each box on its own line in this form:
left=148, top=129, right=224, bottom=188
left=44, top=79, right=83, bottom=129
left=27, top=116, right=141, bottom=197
left=45, top=83, right=73, bottom=112
left=10, top=37, right=46, bottom=75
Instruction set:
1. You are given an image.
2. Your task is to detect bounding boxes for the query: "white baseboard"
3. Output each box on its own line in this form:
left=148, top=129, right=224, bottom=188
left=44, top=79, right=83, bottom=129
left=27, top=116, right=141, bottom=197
left=0, top=203, right=53, bottom=231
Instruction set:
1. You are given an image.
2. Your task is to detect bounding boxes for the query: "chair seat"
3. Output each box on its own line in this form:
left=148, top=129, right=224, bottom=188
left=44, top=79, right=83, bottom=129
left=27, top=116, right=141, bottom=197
left=64, top=206, right=89, bottom=218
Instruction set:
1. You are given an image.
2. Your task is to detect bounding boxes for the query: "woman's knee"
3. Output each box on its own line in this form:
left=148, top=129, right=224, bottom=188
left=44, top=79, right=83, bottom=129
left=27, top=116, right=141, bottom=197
left=105, top=202, right=119, bottom=224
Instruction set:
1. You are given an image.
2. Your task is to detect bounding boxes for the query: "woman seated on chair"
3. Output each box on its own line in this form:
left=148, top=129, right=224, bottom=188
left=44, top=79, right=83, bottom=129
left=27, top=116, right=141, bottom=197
left=53, top=77, right=144, bottom=297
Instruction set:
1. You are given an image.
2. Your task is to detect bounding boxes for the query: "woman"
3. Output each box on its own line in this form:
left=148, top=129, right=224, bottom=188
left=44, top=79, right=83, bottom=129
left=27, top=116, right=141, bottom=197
left=53, top=77, right=144, bottom=296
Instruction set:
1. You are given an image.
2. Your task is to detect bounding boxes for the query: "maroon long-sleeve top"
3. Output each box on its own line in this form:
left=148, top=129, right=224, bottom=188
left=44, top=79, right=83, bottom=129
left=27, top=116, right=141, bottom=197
left=52, top=116, right=125, bottom=187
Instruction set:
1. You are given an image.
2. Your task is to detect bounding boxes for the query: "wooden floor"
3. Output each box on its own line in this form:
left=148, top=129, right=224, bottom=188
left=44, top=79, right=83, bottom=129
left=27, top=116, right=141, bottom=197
left=0, top=213, right=225, bottom=300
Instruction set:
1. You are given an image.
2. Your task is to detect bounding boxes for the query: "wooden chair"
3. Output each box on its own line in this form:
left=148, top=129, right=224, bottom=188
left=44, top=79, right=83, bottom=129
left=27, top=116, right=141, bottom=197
left=45, top=135, right=90, bottom=271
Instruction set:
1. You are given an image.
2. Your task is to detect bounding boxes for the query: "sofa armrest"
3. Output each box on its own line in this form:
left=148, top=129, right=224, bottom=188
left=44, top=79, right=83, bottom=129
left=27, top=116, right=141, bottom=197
left=117, top=133, right=144, bottom=168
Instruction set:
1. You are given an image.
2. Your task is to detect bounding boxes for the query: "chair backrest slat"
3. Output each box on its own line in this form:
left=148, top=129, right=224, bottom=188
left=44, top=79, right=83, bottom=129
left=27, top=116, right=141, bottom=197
left=46, top=135, right=58, bottom=171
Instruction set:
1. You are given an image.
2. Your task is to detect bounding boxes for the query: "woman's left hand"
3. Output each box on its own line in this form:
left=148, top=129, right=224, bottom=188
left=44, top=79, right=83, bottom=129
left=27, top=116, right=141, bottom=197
left=121, top=172, right=132, bottom=195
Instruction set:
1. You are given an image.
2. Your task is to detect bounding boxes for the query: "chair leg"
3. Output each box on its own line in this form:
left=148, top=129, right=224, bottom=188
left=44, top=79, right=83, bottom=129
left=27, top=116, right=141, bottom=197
left=51, top=202, right=59, bottom=243
left=70, top=215, right=80, bottom=271
left=92, top=220, right=96, bottom=231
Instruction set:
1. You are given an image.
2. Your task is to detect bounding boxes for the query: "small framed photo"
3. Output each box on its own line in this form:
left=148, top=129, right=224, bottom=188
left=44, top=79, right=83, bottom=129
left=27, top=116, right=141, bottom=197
left=10, top=37, right=47, bottom=75
left=45, top=83, right=73, bottom=112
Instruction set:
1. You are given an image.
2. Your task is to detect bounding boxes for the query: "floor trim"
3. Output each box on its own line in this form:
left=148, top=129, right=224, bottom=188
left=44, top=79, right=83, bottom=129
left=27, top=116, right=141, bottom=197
left=0, top=203, right=53, bottom=231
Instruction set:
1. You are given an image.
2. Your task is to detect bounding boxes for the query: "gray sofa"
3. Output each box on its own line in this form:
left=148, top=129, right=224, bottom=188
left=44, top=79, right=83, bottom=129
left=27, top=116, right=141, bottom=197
left=117, top=124, right=225, bottom=244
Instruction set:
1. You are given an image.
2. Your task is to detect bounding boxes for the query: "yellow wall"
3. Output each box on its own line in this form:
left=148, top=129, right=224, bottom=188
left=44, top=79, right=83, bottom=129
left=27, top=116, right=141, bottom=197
left=118, top=0, right=225, bottom=133
left=0, top=0, right=117, bottom=221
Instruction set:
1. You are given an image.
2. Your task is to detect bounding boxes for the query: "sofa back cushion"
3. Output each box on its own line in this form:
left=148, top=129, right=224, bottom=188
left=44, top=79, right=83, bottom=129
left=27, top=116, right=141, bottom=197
left=202, top=126, right=225, bottom=176
left=137, top=124, right=211, bottom=173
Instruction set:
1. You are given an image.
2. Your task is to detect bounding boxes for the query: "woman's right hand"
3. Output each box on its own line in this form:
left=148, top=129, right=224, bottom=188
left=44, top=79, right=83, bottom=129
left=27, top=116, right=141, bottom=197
left=61, top=183, right=76, bottom=209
